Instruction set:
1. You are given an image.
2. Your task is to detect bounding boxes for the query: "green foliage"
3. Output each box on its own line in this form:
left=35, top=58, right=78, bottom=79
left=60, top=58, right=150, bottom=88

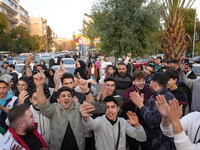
left=183, top=8, right=200, bottom=55
left=81, top=21, right=98, bottom=45
left=0, top=12, right=9, bottom=35
left=47, top=26, right=53, bottom=50
left=92, top=0, right=163, bottom=57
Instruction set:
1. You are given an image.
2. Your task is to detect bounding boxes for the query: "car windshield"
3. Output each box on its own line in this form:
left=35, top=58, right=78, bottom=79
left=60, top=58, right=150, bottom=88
left=15, top=65, right=24, bottom=73
left=62, top=59, right=75, bottom=65
left=192, top=66, right=200, bottom=76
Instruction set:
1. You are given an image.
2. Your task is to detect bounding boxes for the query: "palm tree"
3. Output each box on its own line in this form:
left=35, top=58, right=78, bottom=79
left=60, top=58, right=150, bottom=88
left=161, top=0, right=195, bottom=60
left=80, top=13, right=98, bottom=48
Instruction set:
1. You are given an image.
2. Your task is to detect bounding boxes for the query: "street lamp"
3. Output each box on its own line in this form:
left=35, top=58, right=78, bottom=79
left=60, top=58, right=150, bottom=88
left=192, top=8, right=197, bottom=58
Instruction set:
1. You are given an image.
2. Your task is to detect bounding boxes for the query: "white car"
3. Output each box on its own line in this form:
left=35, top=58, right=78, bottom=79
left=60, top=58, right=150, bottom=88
left=192, top=64, right=200, bottom=79
left=51, top=58, right=76, bottom=75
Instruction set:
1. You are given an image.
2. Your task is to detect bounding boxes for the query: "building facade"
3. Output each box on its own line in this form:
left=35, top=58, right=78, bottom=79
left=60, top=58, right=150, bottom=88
left=30, top=17, right=47, bottom=37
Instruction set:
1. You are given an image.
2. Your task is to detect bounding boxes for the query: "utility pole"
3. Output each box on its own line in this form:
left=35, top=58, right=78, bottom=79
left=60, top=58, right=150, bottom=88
left=192, top=8, right=197, bottom=58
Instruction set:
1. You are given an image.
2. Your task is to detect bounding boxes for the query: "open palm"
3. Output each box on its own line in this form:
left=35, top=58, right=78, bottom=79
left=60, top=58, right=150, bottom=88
left=126, top=111, right=139, bottom=126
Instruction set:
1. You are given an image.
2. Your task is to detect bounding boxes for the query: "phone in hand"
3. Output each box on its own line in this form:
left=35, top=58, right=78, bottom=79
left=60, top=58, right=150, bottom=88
left=184, top=59, right=189, bottom=64
left=89, top=102, right=106, bottom=114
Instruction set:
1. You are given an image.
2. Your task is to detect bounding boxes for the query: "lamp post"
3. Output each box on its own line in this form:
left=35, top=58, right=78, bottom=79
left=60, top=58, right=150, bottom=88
left=192, top=8, right=197, bottom=58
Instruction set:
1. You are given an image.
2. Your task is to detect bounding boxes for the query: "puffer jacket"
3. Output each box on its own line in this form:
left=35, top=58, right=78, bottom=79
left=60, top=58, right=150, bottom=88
left=38, top=101, right=85, bottom=150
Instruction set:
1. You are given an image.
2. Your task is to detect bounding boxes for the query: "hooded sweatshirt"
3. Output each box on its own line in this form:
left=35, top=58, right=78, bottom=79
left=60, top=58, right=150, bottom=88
left=171, top=87, right=188, bottom=105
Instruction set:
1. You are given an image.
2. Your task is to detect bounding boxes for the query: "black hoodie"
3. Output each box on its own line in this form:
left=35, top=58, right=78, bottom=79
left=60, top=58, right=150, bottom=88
left=171, top=87, right=188, bottom=105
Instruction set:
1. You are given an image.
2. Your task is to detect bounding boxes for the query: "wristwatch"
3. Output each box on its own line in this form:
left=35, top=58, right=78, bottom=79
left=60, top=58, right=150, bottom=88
left=84, top=90, right=91, bottom=95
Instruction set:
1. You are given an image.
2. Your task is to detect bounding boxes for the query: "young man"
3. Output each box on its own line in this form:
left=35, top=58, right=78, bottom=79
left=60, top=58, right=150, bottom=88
left=130, top=72, right=176, bottom=150
left=122, top=70, right=151, bottom=150
left=0, top=77, right=18, bottom=131
left=0, top=61, right=10, bottom=74
left=165, top=69, right=188, bottom=115
left=34, top=71, right=92, bottom=150
left=97, top=77, right=122, bottom=107
left=50, top=72, right=93, bottom=104
left=80, top=96, right=147, bottom=150
left=29, top=89, right=50, bottom=144
left=169, top=59, right=181, bottom=72
left=114, top=63, right=132, bottom=95
left=144, top=64, right=154, bottom=86
left=3, top=104, right=47, bottom=150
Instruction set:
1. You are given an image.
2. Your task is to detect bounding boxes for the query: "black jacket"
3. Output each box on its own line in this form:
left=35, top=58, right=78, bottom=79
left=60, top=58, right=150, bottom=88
left=171, top=87, right=188, bottom=105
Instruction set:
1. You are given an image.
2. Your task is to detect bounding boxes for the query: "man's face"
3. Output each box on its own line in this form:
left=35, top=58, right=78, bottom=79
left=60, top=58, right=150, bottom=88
left=106, top=101, right=119, bottom=121
left=104, top=57, right=109, bottom=61
left=149, top=80, right=156, bottom=92
left=169, top=63, right=175, bottom=69
left=133, top=78, right=145, bottom=91
left=3, top=63, right=8, bottom=68
left=167, top=78, right=177, bottom=90
left=57, top=91, right=73, bottom=111
left=23, top=109, right=36, bottom=134
left=62, top=78, right=74, bottom=89
left=105, top=81, right=115, bottom=96
left=122, top=55, right=126, bottom=60
left=118, top=65, right=127, bottom=77
left=145, top=66, right=154, bottom=77
left=17, top=80, right=28, bottom=92
left=30, top=92, right=39, bottom=110
left=0, top=82, right=8, bottom=99
left=156, top=58, right=161, bottom=64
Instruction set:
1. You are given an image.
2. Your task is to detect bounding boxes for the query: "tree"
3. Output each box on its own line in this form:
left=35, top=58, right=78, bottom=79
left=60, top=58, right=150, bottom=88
left=91, top=0, right=163, bottom=57
left=183, top=8, right=200, bottom=56
left=47, top=26, right=53, bottom=50
left=0, top=12, right=9, bottom=35
left=161, top=0, right=195, bottom=60
left=80, top=14, right=98, bottom=48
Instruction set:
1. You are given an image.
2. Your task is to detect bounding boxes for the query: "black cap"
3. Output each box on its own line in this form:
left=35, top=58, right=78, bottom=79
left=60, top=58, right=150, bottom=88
left=150, top=72, right=167, bottom=85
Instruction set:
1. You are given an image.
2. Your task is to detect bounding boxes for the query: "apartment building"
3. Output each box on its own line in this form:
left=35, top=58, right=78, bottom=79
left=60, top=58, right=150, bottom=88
left=0, top=0, right=19, bottom=28
left=0, top=0, right=30, bottom=30
left=30, top=17, right=47, bottom=37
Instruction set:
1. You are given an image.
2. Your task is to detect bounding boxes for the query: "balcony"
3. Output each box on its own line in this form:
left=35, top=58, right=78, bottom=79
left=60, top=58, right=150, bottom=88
left=7, top=14, right=18, bottom=24
left=0, top=0, right=18, bottom=14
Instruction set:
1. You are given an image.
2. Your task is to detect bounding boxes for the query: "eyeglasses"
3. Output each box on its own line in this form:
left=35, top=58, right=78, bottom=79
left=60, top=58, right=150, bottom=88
left=106, top=84, right=115, bottom=88
left=17, top=84, right=27, bottom=87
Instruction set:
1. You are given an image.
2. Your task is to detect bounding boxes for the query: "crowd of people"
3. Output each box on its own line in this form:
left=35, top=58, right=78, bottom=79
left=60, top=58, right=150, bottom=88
left=0, top=53, right=200, bottom=150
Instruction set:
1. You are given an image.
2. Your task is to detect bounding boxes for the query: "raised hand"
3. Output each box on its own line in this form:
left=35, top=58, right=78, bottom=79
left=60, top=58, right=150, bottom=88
left=80, top=101, right=95, bottom=122
left=155, top=95, right=170, bottom=119
left=79, top=78, right=89, bottom=93
left=168, top=99, right=183, bottom=124
left=33, top=71, right=45, bottom=87
left=129, top=91, right=144, bottom=108
left=25, top=54, right=33, bottom=67
left=126, top=111, right=140, bottom=127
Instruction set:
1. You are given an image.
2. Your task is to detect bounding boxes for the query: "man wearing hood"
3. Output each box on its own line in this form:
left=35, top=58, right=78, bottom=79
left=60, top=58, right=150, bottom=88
left=0, top=77, right=18, bottom=131
left=165, top=68, right=188, bottom=116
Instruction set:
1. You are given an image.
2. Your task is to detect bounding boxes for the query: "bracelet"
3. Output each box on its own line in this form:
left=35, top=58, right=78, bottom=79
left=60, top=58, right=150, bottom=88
left=26, top=65, right=31, bottom=68
left=173, top=127, right=183, bottom=133
left=84, top=90, right=91, bottom=95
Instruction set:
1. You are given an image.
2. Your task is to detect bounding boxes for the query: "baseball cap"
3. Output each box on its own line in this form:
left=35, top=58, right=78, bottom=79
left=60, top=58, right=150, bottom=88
left=150, top=72, right=167, bottom=85
left=0, top=77, right=10, bottom=85
left=1, top=74, right=13, bottom=83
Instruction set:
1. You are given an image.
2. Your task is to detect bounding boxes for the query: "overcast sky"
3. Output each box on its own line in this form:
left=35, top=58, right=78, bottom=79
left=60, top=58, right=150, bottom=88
left=20, top=0, right=200, bottom=39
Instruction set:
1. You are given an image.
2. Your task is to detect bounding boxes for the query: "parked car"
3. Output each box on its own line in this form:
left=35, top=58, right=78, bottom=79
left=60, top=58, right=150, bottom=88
left=131, top=58, right=148, bottom=69
left=190, top=56, right=200, bottom=63
left=50, top=58, right=76, bottom=75
left=192, top=64, right=200, bottom=78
